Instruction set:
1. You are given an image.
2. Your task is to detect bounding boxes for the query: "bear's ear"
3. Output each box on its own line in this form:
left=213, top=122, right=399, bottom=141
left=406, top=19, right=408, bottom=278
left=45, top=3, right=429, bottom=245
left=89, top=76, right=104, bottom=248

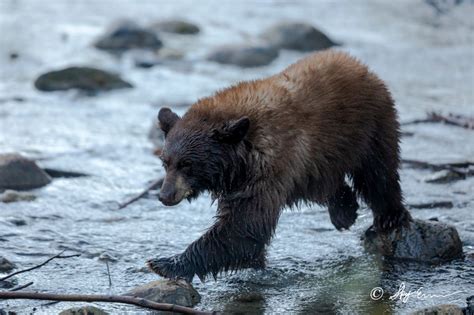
left=213, top=117, right=250, bottom=144
left=158, top=107, right=180, bottom=136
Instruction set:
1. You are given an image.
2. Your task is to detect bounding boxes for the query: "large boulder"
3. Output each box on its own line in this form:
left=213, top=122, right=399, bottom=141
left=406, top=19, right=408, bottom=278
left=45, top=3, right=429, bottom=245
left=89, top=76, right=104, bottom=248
left=150, top=20, right=200, bottom=35
left=0, top=153, right=51, bottom=191
left=207, top=45, right=279, bottom=68
left=261, top=22, right=336, bottom=51
left=362, top=219, right=463, bottom=262
left=125, top=280, right=200, bottom=308
left=94, top=21, right=162, bottom=52
left=35, top=67, right=132, bottom=92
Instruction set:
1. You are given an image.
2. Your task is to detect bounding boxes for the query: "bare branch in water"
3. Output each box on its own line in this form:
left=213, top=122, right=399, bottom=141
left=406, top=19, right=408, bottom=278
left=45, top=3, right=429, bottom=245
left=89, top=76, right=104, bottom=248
left=0, top=291, right=214, bottom=315
left=401, top=111, right=474, bottom=130
left=118, top=178, right=164, bottom=209
left=0, top=251, right=81, bottom=282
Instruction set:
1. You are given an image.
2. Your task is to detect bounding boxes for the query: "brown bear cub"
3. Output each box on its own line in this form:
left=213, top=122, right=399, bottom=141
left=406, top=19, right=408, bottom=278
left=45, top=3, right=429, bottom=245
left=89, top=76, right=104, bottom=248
left=148, top=50, right=411, bottom=282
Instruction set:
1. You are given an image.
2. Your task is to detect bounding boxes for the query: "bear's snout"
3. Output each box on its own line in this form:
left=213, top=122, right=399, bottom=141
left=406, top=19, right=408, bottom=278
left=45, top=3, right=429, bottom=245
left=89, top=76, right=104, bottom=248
left=159, top=172, right=191, bottom=206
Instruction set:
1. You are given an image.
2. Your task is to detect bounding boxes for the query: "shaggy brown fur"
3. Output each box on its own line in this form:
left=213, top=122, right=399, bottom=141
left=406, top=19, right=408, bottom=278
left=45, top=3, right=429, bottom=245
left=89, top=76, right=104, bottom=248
left=148, top=50, right=411, bottom=282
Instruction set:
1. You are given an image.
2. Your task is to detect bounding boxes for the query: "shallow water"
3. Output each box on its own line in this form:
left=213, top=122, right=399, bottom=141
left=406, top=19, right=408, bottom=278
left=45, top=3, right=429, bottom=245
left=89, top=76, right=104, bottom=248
left=0, top=0, right=473, bottom=314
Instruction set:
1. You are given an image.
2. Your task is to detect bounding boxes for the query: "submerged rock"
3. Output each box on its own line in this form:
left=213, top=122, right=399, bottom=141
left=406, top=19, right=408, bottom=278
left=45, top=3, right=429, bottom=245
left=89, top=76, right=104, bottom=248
left=59, top=306, right=109, bottom=315
left=125, top=279, right=200, bottom=307
left=94, top=21, right=162, bottom=52
left=150, top=19, right=200, bottom=34
left=207, top=45, right=279, bottom=67
left=0, top=256, right=16, bottom=273
left=0, top=153, right=51, bottom=191
left=362, top=219, right=463, bottom=262
left=410, top=304, right=463, bottom=315
left=261, top=22, right=336, bottom=51
left=0, top=190, right=36, bottom=203
left=35, top=67, right=132, bottom=92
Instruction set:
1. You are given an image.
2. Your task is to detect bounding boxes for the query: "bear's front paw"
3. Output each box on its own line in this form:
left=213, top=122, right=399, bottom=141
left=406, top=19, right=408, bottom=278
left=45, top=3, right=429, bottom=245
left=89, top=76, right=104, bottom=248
left=147, top=255, right=194, bottom=282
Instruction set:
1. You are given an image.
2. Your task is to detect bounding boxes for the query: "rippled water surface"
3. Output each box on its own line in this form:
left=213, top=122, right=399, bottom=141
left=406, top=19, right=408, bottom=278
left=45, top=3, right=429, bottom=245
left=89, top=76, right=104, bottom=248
left=0, top=0, right=473, bottom=314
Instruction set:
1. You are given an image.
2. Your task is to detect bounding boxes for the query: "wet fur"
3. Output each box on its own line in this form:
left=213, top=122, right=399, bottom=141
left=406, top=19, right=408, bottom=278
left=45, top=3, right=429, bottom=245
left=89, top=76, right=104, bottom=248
left=148, top=50, right=412, bottom=282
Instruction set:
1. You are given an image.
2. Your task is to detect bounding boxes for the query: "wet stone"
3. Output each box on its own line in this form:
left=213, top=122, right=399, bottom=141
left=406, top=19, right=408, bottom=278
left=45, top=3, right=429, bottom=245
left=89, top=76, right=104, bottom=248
left=124, top=279, right=201, bottom=307
left=1, top=190, right=36, bottom=203
left=34, top=67, right=132, bottom=92
left=59, top=306, right=109, bottom=315
left=150, top=20, right=200, bottom=34
left=410, top=304, right=463, bottom=315
left=261, top=22, right=336, bottom=51
left=0, top=256, right=16, bottom=273
left=207, top=45, right=279, bottom=67
left=94, top=21, right=162, bottom=52
left=362, top=219, right=463, bottom=262
left=0, top=153, right=51, bottom=191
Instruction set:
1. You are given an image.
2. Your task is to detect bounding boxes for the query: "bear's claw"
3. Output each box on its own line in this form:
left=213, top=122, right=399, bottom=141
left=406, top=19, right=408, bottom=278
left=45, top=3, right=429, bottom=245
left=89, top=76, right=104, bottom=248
left=147, top=255, right=194, bottom=283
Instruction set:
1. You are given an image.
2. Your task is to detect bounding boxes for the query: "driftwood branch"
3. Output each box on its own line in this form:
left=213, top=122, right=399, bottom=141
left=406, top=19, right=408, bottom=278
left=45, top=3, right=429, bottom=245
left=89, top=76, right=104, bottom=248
left=0, top=251, right=80, bottom=282
left=118, top=178, right=164, bottom=209
left=402, top=159, right=474, bottom=172
left=10, top=282, right=34, bottom=291
left=0, top=291, right=214, bottom=315
left=401, top=112, right=474, bottom=129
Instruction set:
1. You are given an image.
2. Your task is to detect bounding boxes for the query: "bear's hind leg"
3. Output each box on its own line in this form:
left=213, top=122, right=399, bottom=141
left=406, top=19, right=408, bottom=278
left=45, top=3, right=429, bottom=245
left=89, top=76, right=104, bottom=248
left=352, top=138, right=411, bottom=232
left=328, top=182, right=359, bottom=230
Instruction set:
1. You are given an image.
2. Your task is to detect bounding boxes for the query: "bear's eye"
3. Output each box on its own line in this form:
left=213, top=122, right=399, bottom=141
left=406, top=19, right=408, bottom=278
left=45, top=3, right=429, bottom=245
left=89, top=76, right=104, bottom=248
left=178, top=160, right=192, bottom=169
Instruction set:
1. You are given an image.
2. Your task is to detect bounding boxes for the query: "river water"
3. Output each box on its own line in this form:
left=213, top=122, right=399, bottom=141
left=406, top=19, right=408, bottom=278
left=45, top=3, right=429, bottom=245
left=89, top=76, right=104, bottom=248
left=0, top=0, right=473, bottom=314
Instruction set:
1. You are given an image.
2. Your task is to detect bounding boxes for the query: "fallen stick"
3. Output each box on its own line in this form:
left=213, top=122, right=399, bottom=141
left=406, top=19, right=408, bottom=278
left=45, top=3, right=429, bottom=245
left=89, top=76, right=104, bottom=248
left=401, top=111, right=474, bottom=130
left=10, top=282, right=34, bottom=291
left=0, top=291, right=214, bottom=315
left=118, top=178, right=164, bottom=210
left=0, top=251, right=80, bottom=282
left=402, top=159, right=474, bottom=172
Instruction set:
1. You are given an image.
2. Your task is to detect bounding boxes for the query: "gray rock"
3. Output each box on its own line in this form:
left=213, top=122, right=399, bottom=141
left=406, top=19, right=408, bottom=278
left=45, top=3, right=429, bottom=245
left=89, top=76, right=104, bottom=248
left=0, top=256, right=16, bottom=273
left=150, top=20, right=200, bottom=34
left=0, top=153, right=51, bottom=190
left=362, top=218, right=463, bottom=262
left=261, top=22, right=336, bottom=51
left=59, top=306, right=109, bottom=315
left=1, top=190, right=36, bottom=203
left=125, top=279, right=200, bottom=307
left=94, top=21, right=162, bottom=52
left=35, top=67, right=132, bottom=92
left=207, top=45, right=279, bottom=67
left=410, top=304, right=463, bottom=315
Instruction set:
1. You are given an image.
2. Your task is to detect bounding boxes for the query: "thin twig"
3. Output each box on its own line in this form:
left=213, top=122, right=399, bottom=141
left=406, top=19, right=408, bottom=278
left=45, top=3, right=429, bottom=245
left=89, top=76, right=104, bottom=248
left=118, top=178, right=164, bottom=209
left=0, top=251, right=81, bottom=282
left=402, top=159, right=474, bottom=172
left=0, top=291, right=214, bottom=315
left=401, top=111, right=474, bottom=129
left=105, top=261, right=112, bottom=287
left=10, top=282, right=34, bottom=291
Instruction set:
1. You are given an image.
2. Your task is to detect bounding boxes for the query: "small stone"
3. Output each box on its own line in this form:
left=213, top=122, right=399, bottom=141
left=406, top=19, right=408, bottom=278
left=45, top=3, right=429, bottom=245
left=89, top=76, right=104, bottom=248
left=94, top=21, right=162, bottom=52
left=125, top=279, right=200, bottom=307
left=410, top=304, right=463, bottom=315
left=261, top=22, right=336, bottom=51
left=59, top=306, right=109, bottom=315
left=98, top=252, right=118, bottom=262
left=0, top=153, right=51, bottom=190
left=424, top=169, right=465, bottom=184
left=207, top=45, right=279, bottom=68
left=1, top=190, right=36, bottom=203
left=35, top=67, right=132, bottom=92
left=362, top=218, right=463, bottom=262
left=0, top=256, right=16, bottom=273
left=150, top=20, right=200, bottom=35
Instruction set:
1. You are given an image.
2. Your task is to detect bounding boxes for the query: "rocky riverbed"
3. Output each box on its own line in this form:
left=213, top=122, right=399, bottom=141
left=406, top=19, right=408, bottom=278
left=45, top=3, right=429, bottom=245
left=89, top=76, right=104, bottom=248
left=0, top=0, right=473, bottom=314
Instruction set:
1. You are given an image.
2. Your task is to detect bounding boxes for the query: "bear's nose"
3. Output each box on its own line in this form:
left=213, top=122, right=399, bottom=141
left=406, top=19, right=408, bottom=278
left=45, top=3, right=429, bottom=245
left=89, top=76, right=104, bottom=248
left=159, top=190, right=176, bottom=205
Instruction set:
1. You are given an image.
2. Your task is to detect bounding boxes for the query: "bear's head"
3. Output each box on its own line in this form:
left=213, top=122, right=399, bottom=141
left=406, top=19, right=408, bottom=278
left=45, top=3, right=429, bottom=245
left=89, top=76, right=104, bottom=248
left=157, top=107, right=250, bottom=206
